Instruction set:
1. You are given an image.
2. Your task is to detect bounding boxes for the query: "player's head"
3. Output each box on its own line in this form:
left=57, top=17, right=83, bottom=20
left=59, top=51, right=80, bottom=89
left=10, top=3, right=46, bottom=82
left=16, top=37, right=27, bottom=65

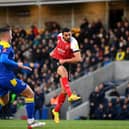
left=0, top=26, right=12, bottom=42
left=62, top=27, right=71, bottom=42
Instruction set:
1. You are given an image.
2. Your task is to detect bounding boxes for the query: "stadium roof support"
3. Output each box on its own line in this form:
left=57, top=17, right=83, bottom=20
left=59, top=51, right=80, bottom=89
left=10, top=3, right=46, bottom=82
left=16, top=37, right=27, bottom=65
left=0, top=0, right=120, bottom=6
left=40, top=0, right=119, bottom=5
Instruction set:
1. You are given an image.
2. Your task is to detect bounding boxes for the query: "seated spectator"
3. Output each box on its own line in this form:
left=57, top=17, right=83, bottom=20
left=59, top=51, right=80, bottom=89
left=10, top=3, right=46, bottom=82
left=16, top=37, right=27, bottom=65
left=95, top=104, right=105, bottom=120
left=125, top=83, right=129, bottom=97
left=120, top=104, right=129, bottom=120
left=123, top=97, right=129, bottom=105
left=125, top=47, right=129, bottom=60
left=109, top=87, right=120, bottom=97
left=113, top=96, right=122, bottom=120
left=104, top=101, right=115, bottom=120
left=103, top=56, right=111, bottom=66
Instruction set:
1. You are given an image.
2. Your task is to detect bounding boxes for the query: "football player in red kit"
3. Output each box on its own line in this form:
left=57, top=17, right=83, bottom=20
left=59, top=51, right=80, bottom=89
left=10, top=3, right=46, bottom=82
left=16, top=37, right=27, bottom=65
left=50, top=28, right=82, bottom=123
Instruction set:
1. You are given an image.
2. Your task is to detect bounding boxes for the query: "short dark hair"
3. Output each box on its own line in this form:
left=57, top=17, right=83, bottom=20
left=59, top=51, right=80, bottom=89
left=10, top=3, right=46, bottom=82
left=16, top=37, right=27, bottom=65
left=62, top=27, right=70, bottom=33
left=0, top=26, right=10, bottom=33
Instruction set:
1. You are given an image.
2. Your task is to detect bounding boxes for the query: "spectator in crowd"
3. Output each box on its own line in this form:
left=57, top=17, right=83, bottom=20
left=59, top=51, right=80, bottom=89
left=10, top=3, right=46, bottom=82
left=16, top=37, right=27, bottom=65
left=95, top=104, right=105, bottom=120
left=125, top=47, right=129, bottom=60
left=109, top=87, right=120, bottom=97
left=89, top=86, right=100, bottom=119
left=50, top=93, right=58, bottom=108
left=120, top=104, right=129, bottom=120
left=125, top=83, right=129, bottom=97
left=113, top=96, right=122, bottom=120
left=103, top=56, right=111, bottom=66
left=34, top=86, right=45, bottom=119
left=48, top=93, right=59, bottom=119
left=46, top=92, right=58, bottom=109
left=98, top=83, right=107, bottom=104
left=104, top=101, right=115, bottom=120
left=0, top=92, right=17, bottom=119
left=31, top=24, right=39, bottom=38
left=9, top=92, right=17, bottom=117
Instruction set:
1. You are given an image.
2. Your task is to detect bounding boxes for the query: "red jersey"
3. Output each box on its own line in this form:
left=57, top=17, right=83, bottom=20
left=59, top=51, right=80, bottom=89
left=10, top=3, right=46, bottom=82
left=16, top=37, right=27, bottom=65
left=51, top=33, right=79, bottom=60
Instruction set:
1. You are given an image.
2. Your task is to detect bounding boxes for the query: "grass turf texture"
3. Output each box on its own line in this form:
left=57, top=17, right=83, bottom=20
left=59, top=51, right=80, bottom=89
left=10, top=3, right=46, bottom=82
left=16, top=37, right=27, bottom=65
left=0, top=120, right=129, bottom=129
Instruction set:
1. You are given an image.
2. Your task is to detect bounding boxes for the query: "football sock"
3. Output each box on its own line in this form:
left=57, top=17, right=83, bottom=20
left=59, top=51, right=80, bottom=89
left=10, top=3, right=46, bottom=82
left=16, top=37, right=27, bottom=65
left=60, top=77, right=72, bottom=97
left=25, top=98, right=34, bottom=119
left=54, top=93, right=66, bottom=112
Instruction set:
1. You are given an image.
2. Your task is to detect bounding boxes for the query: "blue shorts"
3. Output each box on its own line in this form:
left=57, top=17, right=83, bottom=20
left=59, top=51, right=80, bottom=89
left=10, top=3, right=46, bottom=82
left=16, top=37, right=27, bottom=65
left=0, top=76, right=27, bottom=97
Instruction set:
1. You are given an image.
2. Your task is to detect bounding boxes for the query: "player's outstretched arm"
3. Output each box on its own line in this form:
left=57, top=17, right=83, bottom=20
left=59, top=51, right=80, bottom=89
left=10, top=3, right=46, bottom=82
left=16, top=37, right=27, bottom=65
left=1, top=53, right=18, bottom=67
left=49, top=49, right=56, bottom=57
left=18, top=62, right=32, bottom=71
left=1, top=53, right=32, bottom=71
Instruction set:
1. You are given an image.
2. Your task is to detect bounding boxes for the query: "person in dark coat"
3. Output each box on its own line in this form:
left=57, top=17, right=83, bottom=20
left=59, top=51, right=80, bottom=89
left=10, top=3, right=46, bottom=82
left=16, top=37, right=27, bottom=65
left=34, top=86, right=45, bottom=119
left=95, top=104, right=105, bottom=120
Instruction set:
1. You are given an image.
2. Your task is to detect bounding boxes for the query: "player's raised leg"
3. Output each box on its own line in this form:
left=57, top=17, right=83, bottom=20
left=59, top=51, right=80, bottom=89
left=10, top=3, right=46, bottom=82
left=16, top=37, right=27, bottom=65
left=57, top=65, right=81, bottom=102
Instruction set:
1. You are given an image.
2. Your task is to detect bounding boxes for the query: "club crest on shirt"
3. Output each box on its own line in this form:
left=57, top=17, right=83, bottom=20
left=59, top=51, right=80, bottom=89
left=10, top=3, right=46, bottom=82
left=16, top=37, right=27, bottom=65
left=57, top=48, right=65, bottom=53
left=65, top=45, right=69, bottom=49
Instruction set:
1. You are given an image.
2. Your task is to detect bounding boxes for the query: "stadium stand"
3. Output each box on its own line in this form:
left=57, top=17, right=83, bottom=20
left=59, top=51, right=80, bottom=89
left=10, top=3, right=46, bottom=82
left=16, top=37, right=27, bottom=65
left=0, top=0, right=117, bottom=6
left=66, top=61, right=129, bottom=120
left=9, top=17, right=129, bottom=94
left=2, top=17, right=129, bottom=119
left=1, top=0, right=129, bottom=121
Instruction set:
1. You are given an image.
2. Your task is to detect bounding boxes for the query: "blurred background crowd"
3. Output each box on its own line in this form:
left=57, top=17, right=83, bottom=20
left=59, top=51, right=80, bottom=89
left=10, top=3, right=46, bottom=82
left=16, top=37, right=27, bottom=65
left=1, top=17, right=129, bottom=119
left=89, top=82, right=129, bottom=120
left=12, top=17, right=129, bottom=93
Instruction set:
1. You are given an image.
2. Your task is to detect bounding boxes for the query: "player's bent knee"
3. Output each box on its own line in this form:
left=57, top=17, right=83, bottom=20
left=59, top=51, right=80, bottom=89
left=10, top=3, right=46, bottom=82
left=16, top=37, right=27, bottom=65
left=57, top=66, right=68, bottom=77
left=22, top=86, right=34, bottom=104
left=21, top=85, right=34, bottom=98
left=25, top=86, right=34, bottom=98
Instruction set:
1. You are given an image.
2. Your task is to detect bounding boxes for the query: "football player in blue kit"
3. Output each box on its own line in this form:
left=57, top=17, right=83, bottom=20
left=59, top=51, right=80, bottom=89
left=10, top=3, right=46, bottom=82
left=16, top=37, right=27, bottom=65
left=0, top=26, right=45, bottom=129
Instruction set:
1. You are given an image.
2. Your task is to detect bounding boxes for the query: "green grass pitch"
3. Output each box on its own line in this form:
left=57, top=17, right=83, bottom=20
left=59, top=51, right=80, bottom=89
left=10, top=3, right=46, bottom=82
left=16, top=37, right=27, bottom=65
left=0, top=120, right=129, bottom=129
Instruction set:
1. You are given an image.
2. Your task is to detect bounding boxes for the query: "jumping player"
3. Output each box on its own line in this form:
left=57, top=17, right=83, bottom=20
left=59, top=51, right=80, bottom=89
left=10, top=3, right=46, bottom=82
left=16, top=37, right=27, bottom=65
left=50, top=28, right=82, bottom=123
left=0, top=26, right=45, bottom=129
